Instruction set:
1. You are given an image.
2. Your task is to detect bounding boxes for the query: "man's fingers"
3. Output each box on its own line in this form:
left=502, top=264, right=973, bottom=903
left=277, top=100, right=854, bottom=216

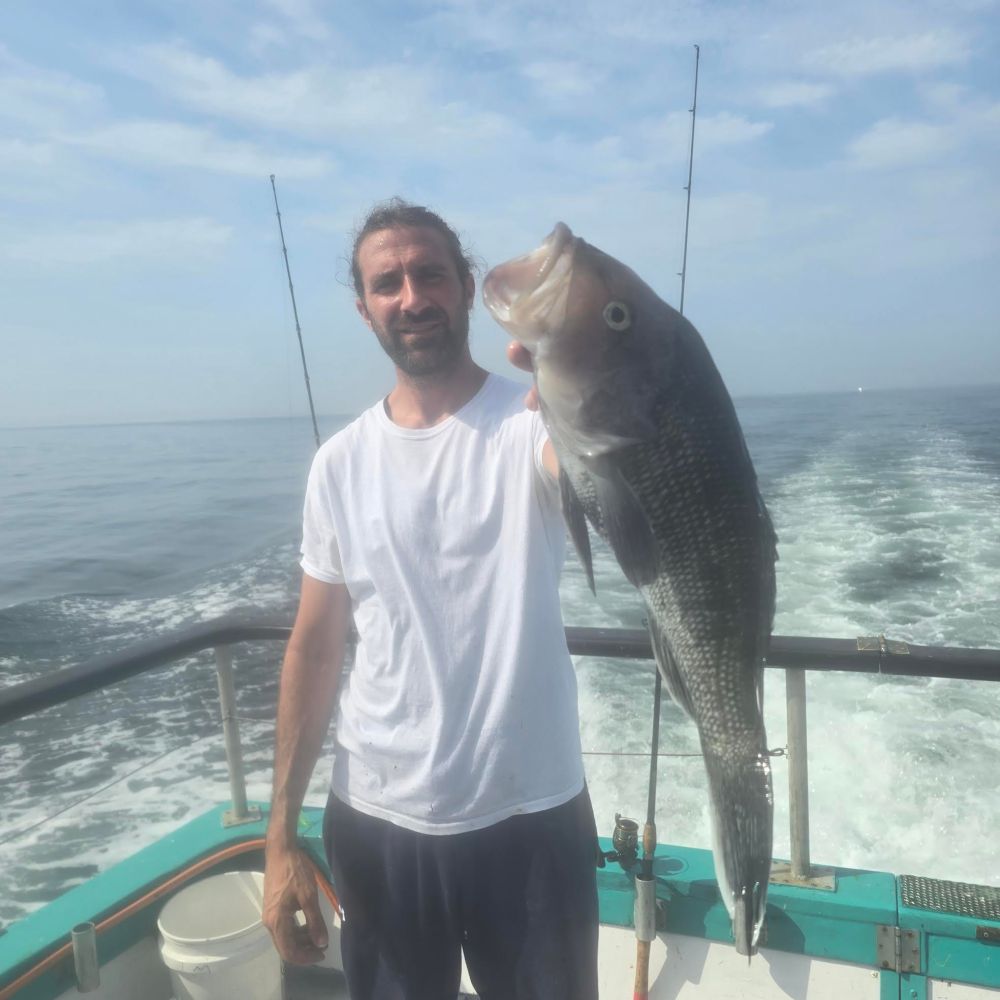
left=300, top=892, right=329, bottom=949
left=507, top=340, right=533, bottom=372
left=283, top=921, right=326, bottom=965
left=506, top=341, right=539, bottom=410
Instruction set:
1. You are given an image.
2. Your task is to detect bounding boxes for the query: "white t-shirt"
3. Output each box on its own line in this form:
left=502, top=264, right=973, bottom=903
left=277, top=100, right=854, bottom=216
left=300, top=373, right=585, bottom=834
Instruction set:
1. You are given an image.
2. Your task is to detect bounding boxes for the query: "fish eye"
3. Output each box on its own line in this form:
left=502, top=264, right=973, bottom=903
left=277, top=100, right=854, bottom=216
left=603, top=301, right=631, bottom=331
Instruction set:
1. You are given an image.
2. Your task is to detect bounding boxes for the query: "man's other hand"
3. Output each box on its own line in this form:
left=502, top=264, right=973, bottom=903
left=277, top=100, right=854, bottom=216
left=263, top=845, right=329, bottom=965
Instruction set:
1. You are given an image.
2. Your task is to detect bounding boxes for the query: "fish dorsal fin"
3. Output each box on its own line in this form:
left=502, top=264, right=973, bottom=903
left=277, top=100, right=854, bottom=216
left=587, top=457, right=658, bottom=588
left=558, top=468, right=595, bottom=594
left=646, top=607, right=696, bottom=720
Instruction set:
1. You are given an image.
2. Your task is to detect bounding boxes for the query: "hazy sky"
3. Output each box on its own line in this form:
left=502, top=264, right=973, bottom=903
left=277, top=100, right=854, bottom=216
left=2, top=0, right=998, bottom=427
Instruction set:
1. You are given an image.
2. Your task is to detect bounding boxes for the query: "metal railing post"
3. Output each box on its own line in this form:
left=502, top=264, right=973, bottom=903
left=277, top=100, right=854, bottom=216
left=214, top=645, right=260, bottom=826
left=71, top=922, right=100, bottom=992
left=785, top=668, right=811, bottom=877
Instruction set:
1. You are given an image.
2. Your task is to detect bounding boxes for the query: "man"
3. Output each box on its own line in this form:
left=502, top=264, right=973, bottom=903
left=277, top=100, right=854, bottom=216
left=262, top=199, right=598, bottom=1000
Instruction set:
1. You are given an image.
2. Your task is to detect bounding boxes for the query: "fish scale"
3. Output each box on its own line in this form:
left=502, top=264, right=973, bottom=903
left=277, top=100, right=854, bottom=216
left=483, top=222, right=777, bottom=956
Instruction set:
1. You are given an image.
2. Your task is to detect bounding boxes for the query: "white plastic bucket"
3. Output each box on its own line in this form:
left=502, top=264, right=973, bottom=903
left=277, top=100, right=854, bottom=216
left=157, top=871, right=280, bottom=1000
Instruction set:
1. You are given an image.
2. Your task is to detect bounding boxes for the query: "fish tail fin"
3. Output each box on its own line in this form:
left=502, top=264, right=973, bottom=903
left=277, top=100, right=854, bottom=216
left=704, top=745, right=774, bottom=957
left=732, top=882, right=762, bottom=961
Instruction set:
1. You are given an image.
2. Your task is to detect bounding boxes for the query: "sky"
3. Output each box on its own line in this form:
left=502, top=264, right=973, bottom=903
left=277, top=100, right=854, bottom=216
left=1, top=0, right=998, bottom=428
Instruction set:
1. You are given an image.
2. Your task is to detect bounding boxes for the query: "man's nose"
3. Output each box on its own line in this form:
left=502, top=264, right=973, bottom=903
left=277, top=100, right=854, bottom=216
left=400, top=275, right=429, bottom=314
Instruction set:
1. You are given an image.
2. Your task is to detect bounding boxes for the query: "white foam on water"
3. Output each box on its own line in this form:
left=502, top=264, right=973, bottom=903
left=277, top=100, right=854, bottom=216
left=0, top=542, right=304, bottom=925
left=0, top=706, right=338, bottom=924
left=93, top=545, right=297, bottom=634
left=772, top=426, right=1000, bottom=644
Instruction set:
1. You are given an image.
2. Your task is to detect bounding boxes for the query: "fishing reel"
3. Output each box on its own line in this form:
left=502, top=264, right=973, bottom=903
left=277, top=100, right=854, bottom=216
left=600, top=813, right=639, bottom=871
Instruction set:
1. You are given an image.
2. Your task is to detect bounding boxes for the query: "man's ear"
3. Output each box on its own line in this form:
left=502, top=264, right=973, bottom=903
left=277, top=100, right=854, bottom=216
left=355, top=297, right=372, bottom=329
left=464, top=273, right=475, bottom=308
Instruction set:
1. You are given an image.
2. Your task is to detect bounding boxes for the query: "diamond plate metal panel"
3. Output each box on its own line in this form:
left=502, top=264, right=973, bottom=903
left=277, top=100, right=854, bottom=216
left=900, top=875, right=1000, bottom=921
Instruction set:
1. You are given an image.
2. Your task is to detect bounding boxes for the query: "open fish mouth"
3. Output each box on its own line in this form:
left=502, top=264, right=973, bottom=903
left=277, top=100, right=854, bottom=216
left=482, top=223, right=577, bottom=344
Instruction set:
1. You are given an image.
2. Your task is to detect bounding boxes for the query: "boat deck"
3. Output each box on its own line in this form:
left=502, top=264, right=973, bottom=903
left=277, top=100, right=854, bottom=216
left=284, top=963, right=349, bottom=998
left=284, top=964, right=480, bottom=998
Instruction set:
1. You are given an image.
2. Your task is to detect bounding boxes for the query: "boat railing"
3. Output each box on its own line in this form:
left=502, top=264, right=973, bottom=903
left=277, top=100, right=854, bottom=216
left=1, top=618, right=998, bottom=882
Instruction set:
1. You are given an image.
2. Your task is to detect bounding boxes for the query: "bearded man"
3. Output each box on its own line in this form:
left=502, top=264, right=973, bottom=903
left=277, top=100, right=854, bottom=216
left=262, top=199, right=599, bottom=1000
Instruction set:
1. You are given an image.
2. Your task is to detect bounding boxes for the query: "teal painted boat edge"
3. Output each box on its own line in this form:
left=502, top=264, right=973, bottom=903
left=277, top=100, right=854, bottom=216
left=0, top=802, right=282, bottom=996
left=0, top=802, right=336, bottom=1000
left=596, top=836, right=898, bottom=967
left=6, top=809, right=999, bottom=997
left=898, top=879, right=1000, bottom=989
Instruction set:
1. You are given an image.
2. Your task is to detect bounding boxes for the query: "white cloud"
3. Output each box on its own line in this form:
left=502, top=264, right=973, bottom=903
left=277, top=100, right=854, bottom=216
left=0, top=46, right=104, bottom=130
left=261, top=0, right=333, bottom=41
left=0, top=138, right=54, bottom=169
left=757, top=81, right=836, bottom=109
left=848, top=118, right=953, bottom=169
left=521, top=59, right=598, bottom=99
left=807, top=30, right=970, bottom=78
left=698, top=111, right=774, bottom=148
left=116, top=41, right=519, bottom=155
left=642, top=110, right=773, bottom=165
left=247, top=22, right=290, bottom=54
left=2, top=218, right=233, bottom=264
left=246, top=0, right=334, bottom=54
left=62, top=120, right=332, bottom=178
left=917, top=80, right=968, bottom=111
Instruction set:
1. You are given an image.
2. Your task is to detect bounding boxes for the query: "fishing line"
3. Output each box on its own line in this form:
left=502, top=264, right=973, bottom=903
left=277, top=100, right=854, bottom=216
left=582, top=747, right=787, bottom=759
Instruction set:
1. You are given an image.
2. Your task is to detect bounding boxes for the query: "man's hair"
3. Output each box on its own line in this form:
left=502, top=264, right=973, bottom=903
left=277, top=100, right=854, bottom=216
left=350, top=197, right=476, bottom=299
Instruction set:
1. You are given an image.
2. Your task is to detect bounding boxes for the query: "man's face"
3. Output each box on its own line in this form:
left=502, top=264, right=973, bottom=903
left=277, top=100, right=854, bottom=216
left=355, top=225, right=475, bottom=378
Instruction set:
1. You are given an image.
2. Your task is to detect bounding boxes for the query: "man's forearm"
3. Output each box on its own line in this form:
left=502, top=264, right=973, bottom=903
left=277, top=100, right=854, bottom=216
left=268, top=578, right=350, bottom=850
left=268, top=648, right=341, bottom=847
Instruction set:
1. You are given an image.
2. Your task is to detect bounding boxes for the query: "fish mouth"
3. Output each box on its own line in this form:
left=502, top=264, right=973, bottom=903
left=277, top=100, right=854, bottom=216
left=482, top=223, right=577, bottom=345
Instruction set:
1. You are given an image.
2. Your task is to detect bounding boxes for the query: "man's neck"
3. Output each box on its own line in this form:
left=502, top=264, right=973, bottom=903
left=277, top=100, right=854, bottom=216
left=384, top=359, right=489, bottom=429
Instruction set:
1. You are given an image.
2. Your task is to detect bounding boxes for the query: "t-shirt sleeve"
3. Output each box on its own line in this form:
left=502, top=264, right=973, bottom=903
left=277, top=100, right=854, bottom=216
left=300, top=450, right=345, bottom=584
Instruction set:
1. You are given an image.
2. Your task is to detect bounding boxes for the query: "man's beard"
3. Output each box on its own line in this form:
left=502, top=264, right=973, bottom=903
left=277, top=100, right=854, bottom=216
left=373, top=306, right=471, bottom=378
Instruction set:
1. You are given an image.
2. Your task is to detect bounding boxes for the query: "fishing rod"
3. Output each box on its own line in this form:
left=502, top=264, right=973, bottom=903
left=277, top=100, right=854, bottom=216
left=634, top=44, right=701, bottom=1000
left=679, top=44, right=700, bottom=317
left=269, top=174, right=321, bottom=451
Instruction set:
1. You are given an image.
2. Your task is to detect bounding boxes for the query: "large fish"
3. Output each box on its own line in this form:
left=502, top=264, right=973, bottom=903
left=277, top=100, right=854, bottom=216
left=483, top=223, right=777, bottom=955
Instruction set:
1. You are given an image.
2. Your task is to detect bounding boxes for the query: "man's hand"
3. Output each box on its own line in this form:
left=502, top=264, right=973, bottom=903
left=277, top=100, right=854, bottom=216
left=507, top=340, right=558, bottom=477
left=507, top=341, right=539, bottom=411
left=263, top=844, right=329, bottom=965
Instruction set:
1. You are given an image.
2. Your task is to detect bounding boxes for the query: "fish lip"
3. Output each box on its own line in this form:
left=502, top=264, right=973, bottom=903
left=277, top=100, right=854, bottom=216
left=482, top=222, right=576, bottom=324
left=535, top=222, right=574, bottom=287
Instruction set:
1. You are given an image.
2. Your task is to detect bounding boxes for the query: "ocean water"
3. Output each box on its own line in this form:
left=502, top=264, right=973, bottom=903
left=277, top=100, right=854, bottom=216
left=1, top=385, right=999, bottom=926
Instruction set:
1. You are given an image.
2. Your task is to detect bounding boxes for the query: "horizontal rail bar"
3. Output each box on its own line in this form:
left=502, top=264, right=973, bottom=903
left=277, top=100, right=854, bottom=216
left=0, top=618, right=292, bottom=727
left=565, top=627, right=1000, bottom=682
left=1, top=618, right=998, bottom=726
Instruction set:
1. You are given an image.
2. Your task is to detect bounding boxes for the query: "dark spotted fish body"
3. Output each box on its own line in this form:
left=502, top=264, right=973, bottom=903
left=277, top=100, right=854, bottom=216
left=483, top=224, right=777, bottom=955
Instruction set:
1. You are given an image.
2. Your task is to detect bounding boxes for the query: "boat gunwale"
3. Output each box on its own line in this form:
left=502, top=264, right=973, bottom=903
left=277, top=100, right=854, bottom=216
left=2, top=618, right=998, bottom=727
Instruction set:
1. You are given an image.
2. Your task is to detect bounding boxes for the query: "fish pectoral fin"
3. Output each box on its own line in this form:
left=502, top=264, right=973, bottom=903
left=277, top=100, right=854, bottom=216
left=559, top=468, right=595, bottom=594
left=646, top=609, right=696, bottom=719
left=588, top=460, right=658, bottom=588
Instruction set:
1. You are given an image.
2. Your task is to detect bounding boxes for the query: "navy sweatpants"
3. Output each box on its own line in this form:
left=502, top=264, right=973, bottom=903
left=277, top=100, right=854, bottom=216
left=322, top=789, right=600, bottom=1000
